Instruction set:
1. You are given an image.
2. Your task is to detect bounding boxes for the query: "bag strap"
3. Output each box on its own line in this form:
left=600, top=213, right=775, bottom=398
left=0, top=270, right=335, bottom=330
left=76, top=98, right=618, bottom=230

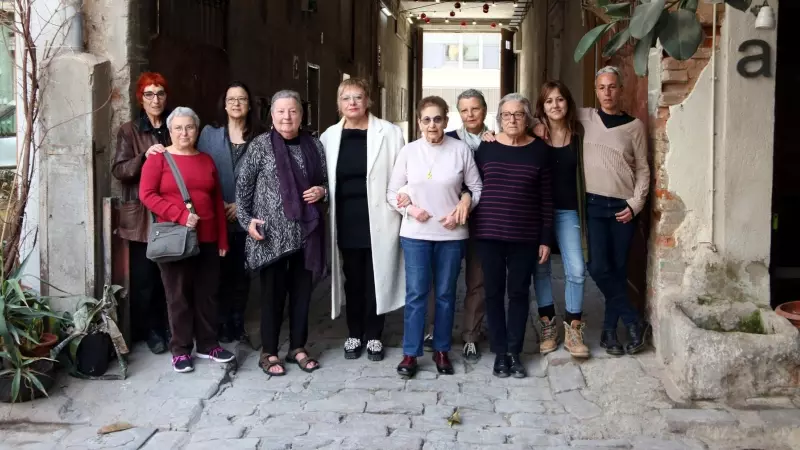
left=163, top=152, right=197, bottom=215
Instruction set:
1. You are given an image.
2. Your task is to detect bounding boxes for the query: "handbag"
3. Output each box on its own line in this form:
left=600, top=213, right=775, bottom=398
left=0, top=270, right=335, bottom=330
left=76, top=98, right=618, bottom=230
left=145, top=152, right=201, bottom=263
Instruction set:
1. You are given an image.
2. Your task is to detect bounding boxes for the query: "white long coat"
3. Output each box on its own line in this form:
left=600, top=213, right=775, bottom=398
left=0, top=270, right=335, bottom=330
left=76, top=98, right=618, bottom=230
left=320, top=114, right=406, bottom=319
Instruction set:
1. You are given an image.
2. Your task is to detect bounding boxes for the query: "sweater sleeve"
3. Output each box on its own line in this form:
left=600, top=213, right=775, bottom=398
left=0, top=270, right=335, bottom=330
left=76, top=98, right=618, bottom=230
left=212, top=162, right=229, bottom=252
left=626, top=121, right=650, bottom=216
left=139, top=154, right=191, bottom=225
left=236, top=136, right=262, bottom=230
left=386, top=143, right=410, bottom=214
left=462, top=146, right=482, bottom=211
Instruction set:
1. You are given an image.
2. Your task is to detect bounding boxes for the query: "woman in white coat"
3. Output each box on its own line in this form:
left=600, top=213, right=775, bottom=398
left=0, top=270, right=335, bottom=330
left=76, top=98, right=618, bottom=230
left=320, top=78, right=406, bottom=362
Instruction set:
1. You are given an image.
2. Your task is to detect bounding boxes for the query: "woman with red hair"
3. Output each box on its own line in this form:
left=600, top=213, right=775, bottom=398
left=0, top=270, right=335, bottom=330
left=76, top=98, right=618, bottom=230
left=112, top=72, right=172, bottom=354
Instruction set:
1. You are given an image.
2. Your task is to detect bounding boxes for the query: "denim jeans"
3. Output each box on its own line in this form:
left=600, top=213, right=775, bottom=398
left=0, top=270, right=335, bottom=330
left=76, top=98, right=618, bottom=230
left=534, top=209, right=586, bottom=315
left=400, top=237, right=466, bottom=357
left=477, top=239, right=539, bottom=355
left=585, top=194, right=641, bottom=329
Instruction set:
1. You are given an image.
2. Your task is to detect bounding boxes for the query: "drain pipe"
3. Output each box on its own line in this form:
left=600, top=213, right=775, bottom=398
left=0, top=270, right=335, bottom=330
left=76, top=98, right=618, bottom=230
left=707, top=2, right=719, bottom=252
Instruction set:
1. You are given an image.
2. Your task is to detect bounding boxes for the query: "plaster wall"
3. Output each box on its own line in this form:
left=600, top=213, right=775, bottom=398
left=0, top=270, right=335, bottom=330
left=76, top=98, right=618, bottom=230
left=517, top=1, right=546, bottom=101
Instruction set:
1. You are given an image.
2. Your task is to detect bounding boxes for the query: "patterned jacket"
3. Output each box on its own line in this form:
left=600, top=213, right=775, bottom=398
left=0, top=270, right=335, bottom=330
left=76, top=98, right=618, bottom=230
left=236, top=132, right=328, bottom=272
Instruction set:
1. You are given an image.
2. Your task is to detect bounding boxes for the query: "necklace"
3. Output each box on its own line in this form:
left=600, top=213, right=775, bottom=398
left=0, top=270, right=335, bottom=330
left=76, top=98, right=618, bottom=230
left=425, top=147, right=442, bottom=180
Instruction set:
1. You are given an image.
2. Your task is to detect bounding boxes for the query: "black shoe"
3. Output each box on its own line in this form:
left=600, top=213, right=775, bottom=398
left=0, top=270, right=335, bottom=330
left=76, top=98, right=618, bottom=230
left=146, top=329, right=167, bottom=354
left=423, top=333, right=434, bottom=353
left=366, top=340, right=384, bottom=361
left=508, top=353, right=527, bottom=378
left=625, top=322, right=651, bottom=355
left=600, top=329, right=625, bottom=356
left=492, top=354, right=510, bottom=378
left=462, top=342, right=481, bottom=364
left=397, top=356, right=418, bottom=378
left=218, top=323, right=233, bottom=344
left=344, top=338, right=363, bottom=359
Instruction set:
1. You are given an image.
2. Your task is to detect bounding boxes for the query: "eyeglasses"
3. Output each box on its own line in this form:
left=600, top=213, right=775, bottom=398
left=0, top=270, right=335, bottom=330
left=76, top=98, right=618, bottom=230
left=226, top=97, right=248, bottom=105
left=501, top=112, right=526, bottom=121
left=172, top=124, right=197, bottom=133
left=420, top=116, right=444, bottom=125
left=143, top=91, right=166, bottom=101
left=340, top=95, right=365, bottom=104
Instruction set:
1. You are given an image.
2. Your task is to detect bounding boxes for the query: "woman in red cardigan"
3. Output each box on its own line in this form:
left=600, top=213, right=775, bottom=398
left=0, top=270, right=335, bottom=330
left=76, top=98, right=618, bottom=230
left=139, top=106, right=236, bottom=373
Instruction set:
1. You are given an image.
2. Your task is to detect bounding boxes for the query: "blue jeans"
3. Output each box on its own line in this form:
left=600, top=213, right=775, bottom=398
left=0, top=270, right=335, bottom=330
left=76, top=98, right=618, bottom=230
left=534, top=209, right=586, bottom=315
left=400, top=237, right=466, bottom=357
left=585, top=194, right=641, bottom=329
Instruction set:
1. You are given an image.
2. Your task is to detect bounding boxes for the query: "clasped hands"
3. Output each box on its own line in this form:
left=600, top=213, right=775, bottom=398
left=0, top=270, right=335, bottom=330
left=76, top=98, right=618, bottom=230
left=397, top=192, right=471, bottom=231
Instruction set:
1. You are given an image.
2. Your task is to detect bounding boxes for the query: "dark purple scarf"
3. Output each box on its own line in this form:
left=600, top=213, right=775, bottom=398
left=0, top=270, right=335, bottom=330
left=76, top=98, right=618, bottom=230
left=270, top=128, right=326, bottom=279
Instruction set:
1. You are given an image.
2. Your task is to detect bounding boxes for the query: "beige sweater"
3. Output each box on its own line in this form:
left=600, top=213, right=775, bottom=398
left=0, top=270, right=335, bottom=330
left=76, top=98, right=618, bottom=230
left=579, top=108, right=650, bottom=215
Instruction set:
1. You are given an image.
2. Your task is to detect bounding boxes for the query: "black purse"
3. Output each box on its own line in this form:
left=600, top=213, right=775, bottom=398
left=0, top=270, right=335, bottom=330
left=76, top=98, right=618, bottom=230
left=145, top=152, right=200, bottom=263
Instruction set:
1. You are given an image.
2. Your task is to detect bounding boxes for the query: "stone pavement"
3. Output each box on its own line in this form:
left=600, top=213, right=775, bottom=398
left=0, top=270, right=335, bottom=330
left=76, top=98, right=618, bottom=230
left=2, top=257, right=800, bottom=450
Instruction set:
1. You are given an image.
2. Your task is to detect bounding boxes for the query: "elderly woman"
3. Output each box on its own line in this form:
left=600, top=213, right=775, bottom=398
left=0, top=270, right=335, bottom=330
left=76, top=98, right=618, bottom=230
left=112, top=72, right=171, bottom=355
left=139, top=107, right=235, bottom=373
left=387, top=96, right=482, bottom=378
left=237, top=90, right=328, bottom=376
left=320, top=78, right=405, bottom=362
left=532, top=68, right=650, bottom=356
left=198, top=81, right=262, bottom=344
left=422, top=89, right=489, bottom=364
left=472, top=93, right=553, bottom=379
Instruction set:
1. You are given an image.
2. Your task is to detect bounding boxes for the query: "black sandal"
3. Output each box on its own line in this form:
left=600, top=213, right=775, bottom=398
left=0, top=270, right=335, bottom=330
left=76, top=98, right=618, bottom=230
left=286, top=348, right=320, bottom=373
left=259, top=353, right=286, bottom=376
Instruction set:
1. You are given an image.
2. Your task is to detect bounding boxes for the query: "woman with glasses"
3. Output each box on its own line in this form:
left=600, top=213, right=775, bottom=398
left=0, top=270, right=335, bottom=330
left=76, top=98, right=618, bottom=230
left=387, top=96, right=482, bottom=378
left=112, top=72, right=171, bottom=355
left=472, top=93, right=553, bottom=379
left=320, top=78, right=406, bottom=362
left=139, top=107, right=236, bottom=373
left=198, top=81, right=263, bottom=344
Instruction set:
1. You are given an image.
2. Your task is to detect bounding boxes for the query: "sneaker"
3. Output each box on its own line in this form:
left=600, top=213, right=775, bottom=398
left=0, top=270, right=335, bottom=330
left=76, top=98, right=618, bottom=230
left=462, top=341, right=481, bottom=364
left=539, top=317, right=558, bottom=355
left=196, top=346, right=236, bottom=363
left=172, top=355, right=194, bottom=373
left=423, top=333, right=434, bottom=353
left=366, top=340, right=384, bottom=361
left=344, top=337, right=363, bottom=360
left=564, top=320, right=590, bottom=358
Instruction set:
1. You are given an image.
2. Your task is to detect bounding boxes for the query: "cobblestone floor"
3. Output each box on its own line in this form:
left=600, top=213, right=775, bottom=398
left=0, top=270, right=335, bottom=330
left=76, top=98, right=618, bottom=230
left=1, top=257, right=799, bottom=449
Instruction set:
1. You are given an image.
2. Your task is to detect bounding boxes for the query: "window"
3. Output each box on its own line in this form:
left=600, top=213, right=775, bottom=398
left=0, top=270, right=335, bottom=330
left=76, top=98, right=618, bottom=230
left=462, top=35, right=479, bottom=69
left=483, top=34, right=501, bottom=70
left=423, top=33, right=501, bottom=70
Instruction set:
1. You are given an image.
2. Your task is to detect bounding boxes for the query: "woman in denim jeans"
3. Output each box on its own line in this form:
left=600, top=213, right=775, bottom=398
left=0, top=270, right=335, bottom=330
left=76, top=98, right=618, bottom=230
left=531, top=81, right=590, bottom=359
left=387, top=96, right=482, bottom=379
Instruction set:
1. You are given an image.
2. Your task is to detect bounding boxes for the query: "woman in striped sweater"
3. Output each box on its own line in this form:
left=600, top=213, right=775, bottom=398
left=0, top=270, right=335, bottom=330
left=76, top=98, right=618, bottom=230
left=472, top=93, right=553, bottom=379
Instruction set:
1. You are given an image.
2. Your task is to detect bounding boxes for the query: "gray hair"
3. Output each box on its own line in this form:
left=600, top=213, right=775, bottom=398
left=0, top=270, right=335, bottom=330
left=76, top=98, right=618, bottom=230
left=595, top=65, right=624, bottom=87
left=270, top=89, right=303, bottom=114
left=456, top=89, right=487, bottom=111
left=496, top=93, right=534, bottom=132
left=166, top=106, right=200, bottom=129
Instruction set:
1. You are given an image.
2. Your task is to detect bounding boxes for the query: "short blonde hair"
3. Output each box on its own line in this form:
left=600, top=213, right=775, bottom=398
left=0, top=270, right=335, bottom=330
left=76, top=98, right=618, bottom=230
left=336, top=78, right=372, bottom=114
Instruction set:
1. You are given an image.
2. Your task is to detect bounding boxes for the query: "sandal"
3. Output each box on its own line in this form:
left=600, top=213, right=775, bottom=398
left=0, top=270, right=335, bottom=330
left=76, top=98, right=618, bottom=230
left=259, top=353, right=286, bottom=376
left=286, top=348, right=320, bottom=373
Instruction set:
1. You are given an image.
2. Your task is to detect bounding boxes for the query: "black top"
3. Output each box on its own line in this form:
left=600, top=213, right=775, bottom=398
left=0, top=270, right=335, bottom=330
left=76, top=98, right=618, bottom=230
left=597, top=109, right=635, bottom=129
left=137, top=109, right=170, bottom=146
left=472, top=139, right=554, bottom=246
left=548, top=140, right=579, bottom=211
left=335, top=129, right=371, bottom=249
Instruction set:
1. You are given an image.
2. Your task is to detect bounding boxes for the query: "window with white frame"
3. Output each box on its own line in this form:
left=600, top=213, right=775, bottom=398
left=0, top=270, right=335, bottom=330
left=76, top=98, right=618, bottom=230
left=423, top=33, right=501, bottom=70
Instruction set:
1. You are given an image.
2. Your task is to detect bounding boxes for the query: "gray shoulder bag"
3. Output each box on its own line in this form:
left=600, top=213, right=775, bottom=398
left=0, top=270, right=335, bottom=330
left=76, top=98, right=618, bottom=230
left=145, top=152, right=201, bottom=263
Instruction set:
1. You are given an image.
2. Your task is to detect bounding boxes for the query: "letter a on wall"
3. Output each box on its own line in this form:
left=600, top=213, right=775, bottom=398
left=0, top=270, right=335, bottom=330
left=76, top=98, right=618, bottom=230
left=737, top=39, right=772, bottom=78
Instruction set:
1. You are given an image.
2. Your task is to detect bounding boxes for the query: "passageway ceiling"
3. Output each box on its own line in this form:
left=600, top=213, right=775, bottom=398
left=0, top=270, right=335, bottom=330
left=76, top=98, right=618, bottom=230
left=399, top=0, right=531, bottom=31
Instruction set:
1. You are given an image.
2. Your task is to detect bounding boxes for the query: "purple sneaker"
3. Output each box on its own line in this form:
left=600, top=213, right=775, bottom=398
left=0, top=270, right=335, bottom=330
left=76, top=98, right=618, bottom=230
left=196, top=346, right=236, bottom=363
left=172, top=355, right=194, bottom=373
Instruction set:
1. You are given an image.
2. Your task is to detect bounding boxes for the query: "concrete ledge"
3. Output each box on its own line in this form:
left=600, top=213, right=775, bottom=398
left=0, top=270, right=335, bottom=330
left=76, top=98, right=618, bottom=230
left=657, top=297, right=800, bottom=400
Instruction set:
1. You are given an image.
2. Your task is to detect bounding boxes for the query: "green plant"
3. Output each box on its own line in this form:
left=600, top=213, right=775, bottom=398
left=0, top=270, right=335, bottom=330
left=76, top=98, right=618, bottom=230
left=576, top=0, right=754, bottom=76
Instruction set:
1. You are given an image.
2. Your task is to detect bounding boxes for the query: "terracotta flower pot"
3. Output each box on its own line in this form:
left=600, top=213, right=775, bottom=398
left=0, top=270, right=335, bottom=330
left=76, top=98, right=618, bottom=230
left=22, top=332, right=59, bottom=358
left=776, top=301, right=800, bottom=329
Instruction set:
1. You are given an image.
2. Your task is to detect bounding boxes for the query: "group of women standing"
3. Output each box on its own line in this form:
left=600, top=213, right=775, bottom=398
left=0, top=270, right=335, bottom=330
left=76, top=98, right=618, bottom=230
left=113, top=65, right=649, bottom=379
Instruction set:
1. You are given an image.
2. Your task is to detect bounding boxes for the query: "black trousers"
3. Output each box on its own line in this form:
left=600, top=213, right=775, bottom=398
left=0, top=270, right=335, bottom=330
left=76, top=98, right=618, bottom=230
left=341, top=248, right=385, bottom=341
left=128, top=240, right=168, bottom=342
left=477, top=239, right=539, bottom=355
left=218, top=232, right=249, bottom=328
left=259, top=251, right=313, bottom=355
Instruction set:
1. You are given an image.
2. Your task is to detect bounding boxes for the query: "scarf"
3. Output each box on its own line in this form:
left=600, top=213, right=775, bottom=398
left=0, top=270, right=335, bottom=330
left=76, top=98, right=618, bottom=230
left=456, top=124, right=488, bottom=152
left=270, top=128, right=326, bottom=279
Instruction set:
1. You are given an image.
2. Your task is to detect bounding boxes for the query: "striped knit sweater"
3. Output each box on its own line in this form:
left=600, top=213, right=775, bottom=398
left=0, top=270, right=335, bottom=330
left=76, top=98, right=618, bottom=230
left=471, top=138, right=554, bottom=246
left=579, top=108, right=650, bottom=215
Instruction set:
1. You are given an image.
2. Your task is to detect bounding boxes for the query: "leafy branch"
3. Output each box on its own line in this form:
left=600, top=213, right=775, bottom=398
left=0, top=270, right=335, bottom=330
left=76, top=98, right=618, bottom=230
left=575, top=0, right=753, bottom=76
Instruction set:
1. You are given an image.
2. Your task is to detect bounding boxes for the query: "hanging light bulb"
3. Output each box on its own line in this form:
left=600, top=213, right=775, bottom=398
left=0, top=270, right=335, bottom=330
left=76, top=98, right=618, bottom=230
left=460, top=20, right=466, bottom=26
left=445, top=18, right=450, bottom=23
left=454, top=2, right=461, bottom=9
left=491, top=22, right=497, bottom=28
left=420, top=13, right=427, bottom=19
left=472, top=20, right=477, bottom=25
left=450, top=10, right=455, bottom=17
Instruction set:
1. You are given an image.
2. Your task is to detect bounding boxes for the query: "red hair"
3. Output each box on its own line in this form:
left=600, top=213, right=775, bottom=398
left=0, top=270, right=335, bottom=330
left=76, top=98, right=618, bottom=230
left=135, top=72, right=168, bottom=105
